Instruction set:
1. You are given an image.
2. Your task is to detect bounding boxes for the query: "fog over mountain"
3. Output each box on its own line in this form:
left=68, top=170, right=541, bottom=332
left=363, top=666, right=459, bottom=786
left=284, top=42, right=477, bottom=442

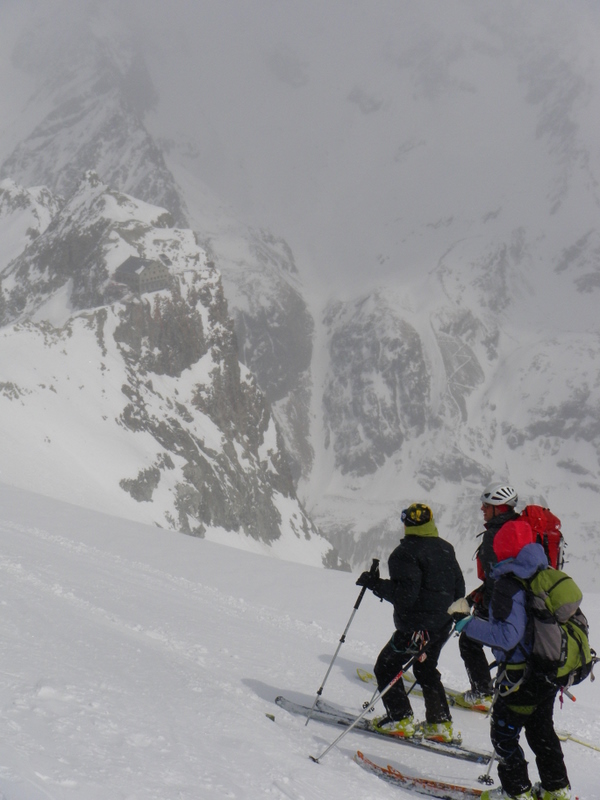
left=130, top=0, right=600, bottom=295
left=1, top=0, right=600, bottom=586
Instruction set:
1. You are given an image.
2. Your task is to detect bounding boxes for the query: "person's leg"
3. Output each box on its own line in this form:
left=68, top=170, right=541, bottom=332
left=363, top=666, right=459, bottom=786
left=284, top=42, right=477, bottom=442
left=490, top=699, right=532, bottom=796
left=413, top=634, right=451, bottom=723
left=523, top=691, right=570, bottom=793
left=373, top=632, right=412, bottom=720
left=459, top=632, right=493, bottom=694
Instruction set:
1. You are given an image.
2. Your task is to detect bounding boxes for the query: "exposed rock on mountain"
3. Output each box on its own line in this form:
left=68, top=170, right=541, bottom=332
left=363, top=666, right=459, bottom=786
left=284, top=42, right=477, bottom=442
left=323, top=292, right=429, bottom=477
left=204, top=227, right=315, bottom=484
left=3, top=172, right=176, bottom=320
left=0, top=174, right=334, bottom=566
left=317, top=266, right=600, bottom=580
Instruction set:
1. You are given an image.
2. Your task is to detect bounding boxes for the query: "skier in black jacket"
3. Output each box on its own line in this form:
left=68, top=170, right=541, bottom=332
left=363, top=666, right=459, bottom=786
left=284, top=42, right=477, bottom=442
left=356, top=503, right=465, bottom=742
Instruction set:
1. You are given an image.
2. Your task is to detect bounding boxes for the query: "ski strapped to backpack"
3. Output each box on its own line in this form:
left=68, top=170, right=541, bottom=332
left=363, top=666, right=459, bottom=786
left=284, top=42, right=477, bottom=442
left=517, top=565, right=598, bottom=690
left=520, top=505, right=565, bottom=570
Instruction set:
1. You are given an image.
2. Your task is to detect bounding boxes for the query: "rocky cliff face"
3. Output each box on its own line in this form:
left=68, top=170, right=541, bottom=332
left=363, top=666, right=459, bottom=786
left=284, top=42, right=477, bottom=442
left=321, top=291, right=493, bottom=480
left=113, top=271, right=297, bottom=542
left=323, top=292, right=430, bottom=477
left=0, top=173, right=335, bottom=566
left=3, top=172, right=174, bottom=320
left=203, top=227, right=315, bottom=484
left=316, top=274, right=600, bottom=582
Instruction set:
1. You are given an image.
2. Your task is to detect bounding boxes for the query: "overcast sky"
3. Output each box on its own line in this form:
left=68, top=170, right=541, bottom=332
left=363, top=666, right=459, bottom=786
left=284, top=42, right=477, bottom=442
left=131, top=1, right=600, bottom=295
left=2, top=0, right=600, bottom=298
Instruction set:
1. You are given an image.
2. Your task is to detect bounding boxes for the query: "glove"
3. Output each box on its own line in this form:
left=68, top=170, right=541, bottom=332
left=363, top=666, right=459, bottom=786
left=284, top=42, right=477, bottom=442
left=447, top=597, right=471, bottom=620
left=454, top=615, right=473, bottom=634
left=356, top=570, right=380, bottom=591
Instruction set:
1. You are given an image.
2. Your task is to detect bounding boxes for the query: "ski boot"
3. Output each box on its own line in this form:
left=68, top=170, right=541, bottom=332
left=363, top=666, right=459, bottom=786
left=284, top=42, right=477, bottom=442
left=481, top=787, right=534, bottom=799
left=416, top=720, right=459, bottom=743
left=454, top=688, right=493, bottom=712
left=372, top=714, right=418, bottom=738
left=532, top=784, right=572, bottom=800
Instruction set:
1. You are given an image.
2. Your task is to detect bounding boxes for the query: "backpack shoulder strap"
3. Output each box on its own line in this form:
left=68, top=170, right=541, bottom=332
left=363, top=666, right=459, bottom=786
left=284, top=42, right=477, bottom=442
left=492, top=575, right=524, bottom=622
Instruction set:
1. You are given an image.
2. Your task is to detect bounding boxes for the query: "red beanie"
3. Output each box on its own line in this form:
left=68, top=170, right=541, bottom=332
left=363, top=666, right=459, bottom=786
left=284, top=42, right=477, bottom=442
left=493, top=520, right=535, bottom=562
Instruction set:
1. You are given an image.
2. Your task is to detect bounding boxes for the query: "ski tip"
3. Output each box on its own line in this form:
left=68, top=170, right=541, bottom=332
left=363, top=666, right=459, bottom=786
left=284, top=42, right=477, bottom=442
left=309, top=755, right=320, bottom=764
left=265, top=713, right=275, bottom=722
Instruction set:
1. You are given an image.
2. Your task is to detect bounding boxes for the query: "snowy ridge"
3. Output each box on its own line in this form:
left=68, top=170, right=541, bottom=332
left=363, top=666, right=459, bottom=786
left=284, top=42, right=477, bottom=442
left=0, top=8, right=187, bottom=227
left=0, top=482, right=597, bottom=799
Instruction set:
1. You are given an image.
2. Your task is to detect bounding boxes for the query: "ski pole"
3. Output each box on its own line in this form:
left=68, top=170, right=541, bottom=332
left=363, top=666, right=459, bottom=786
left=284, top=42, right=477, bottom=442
left=477, top=670, right=504, bottom=785
left=361, top=653, right=422, bottom=712
left=309, top=634, right=434, bottom=763
left=305, top=558, right=380, bottom=726
left=478, top=750, right=496, bottom=786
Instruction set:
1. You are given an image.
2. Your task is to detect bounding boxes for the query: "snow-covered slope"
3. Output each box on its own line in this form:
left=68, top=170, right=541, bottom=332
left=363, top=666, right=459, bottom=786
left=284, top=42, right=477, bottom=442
left=0, top=179, right=60, bottom=276
left=0, top=482, right=598, bottom=799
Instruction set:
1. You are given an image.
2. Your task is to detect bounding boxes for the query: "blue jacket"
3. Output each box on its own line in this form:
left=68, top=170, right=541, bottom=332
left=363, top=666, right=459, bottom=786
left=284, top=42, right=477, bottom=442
left=462, top=543, right=549, bottom=665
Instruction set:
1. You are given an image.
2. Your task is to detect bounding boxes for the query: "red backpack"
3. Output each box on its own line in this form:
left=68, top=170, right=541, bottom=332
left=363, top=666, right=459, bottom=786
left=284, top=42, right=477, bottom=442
left=520, top=505, right=565, bottom=569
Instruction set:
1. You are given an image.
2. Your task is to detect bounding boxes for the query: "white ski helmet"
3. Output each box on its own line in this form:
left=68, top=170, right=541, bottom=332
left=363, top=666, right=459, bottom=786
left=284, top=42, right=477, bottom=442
left=480, top=483, right=518, bottom=507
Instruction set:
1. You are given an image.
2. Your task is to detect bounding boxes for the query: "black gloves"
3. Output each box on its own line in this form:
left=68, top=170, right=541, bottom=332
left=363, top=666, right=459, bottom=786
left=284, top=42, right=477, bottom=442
left=356, top=570, right=377, bottom=589
left=356, top=569, right=380, bottom=591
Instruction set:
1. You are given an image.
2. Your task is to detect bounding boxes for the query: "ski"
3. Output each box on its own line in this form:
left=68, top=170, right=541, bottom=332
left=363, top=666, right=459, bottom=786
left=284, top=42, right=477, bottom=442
left=275, top=696, right=492, bottom=764
left=557, top=730, right=600, bottom=752
left=357, top=668, right=490, bottom=713
left=356, top=669, right=600, bottom=750
left=354, top=750, right=484, bottom=799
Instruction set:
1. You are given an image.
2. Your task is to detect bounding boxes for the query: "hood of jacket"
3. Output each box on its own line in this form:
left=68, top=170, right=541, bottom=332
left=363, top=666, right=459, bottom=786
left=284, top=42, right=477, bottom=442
left=483, top=508, right=519, bottom=534
left=491, top=542, right=548, bottom=581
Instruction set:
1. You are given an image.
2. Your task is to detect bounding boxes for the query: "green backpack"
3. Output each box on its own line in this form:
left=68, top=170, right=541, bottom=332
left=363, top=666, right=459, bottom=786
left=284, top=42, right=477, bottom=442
left=521, top=567, right=597, bottom=688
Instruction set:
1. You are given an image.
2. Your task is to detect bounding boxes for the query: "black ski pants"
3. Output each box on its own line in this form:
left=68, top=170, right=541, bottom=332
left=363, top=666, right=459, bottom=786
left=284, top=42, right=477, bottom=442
left=459, top=632, right=494, bottom=694
left=374, top=624, right=452, bottom=723
left=491, top=678, right=570, bottom=796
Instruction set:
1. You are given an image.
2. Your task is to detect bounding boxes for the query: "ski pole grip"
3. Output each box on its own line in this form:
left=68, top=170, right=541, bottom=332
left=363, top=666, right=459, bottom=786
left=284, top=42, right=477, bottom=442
left=354, top=559, right=380, bottom=609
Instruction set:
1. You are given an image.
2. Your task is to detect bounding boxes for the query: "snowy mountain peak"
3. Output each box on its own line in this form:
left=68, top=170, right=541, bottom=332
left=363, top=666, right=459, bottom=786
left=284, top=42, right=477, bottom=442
left=0, top=174, right=337, bottom=568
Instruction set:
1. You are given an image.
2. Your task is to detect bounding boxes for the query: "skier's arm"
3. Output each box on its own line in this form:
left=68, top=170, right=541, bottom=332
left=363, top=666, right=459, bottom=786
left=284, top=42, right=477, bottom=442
left=374, top=553, right=421, bottom=612
left=453, top=556, right=466, bottom=600
left=462, top=579, right=527, bottom=654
